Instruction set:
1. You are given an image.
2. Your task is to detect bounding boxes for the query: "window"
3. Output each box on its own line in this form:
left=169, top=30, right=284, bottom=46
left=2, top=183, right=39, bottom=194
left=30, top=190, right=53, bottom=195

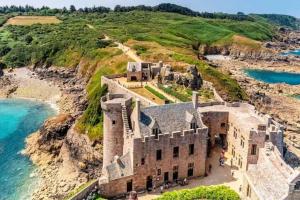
left=173, top=146, right=179, bottom=158
left=221, top=123, right=226, bottom=128
left=112, top=120, right=116, bottom=125
left=240, top=137, right=245, bottom=148
left=234, top=131, right=237, bottom=139
left=295, top=181, right=300, bottom=190
left=231, top=146, right=236, bottom=157
left=157, top=169, right=161, bottom=176
left=152, top=128, right=159, bottom=139
left=141, top=158, right=145, bottom=165
left=188, top=163, right=194, bottom=177
left=190, top=122, right=196, bottom=130
left=156, top=149, right=162, bottom=161
left=189, top=144, right=194, bottom=155
left=246, top=184, right=251, bottom=197
left=251, top=144, right=257, bottom=155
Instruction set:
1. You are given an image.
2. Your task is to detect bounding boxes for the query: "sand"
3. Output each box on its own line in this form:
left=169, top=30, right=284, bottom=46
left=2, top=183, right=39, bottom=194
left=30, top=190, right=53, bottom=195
left=0, top=67, right=61, bottom=112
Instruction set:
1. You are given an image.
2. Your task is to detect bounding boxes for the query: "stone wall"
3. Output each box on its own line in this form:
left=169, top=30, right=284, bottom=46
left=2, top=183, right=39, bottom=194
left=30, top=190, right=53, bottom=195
left=102, top=75, right=156, bottom=107
left=131, top=128, right=208, bottom=192
left=69, top=180, right=99, bottom=200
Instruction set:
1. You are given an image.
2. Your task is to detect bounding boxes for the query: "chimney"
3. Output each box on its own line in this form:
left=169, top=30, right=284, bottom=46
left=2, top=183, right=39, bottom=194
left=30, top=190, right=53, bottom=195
left=192, top=91, right=199, bottom=109
left=136, top=98, right=141, bottom=120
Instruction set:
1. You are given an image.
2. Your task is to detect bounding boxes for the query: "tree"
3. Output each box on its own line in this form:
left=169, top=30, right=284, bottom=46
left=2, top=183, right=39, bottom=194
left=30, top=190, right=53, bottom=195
left=70, top=5, right=76, bottom=12
left=25, top=35, right=33, bottom=44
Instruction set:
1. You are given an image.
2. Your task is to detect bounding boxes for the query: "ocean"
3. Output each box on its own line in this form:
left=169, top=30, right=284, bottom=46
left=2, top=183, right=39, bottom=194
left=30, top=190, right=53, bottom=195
left=244, top=69, right=300, bottom=85
left=0, top=99, right=55, bottom=200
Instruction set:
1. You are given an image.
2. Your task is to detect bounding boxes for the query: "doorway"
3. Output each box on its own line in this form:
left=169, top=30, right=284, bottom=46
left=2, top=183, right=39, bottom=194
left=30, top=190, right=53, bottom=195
left=164, top=172, right=169, bottom=182
left=127, top=180, right=133, bottom=192
left=146, top=176, right=153, bottom=191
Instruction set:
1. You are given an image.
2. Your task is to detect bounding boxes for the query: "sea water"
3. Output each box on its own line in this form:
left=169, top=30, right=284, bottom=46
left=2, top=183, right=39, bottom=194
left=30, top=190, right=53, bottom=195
left=281, top=49, right=300, bottom=56
left=244, top=69, right=300, bottom=85
left=0, top=99, right=55, bottom=200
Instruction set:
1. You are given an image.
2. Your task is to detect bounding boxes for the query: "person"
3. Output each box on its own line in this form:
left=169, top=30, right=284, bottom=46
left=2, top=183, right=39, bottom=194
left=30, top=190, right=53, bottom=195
left=208, top=164, right=212, bottom=173
left=128, top=191, right=138, bottom=200
left=160, top=185, right=164, bottom=194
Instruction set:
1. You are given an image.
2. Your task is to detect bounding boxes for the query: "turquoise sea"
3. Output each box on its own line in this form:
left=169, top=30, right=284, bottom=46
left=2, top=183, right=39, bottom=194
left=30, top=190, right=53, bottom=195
left=281, top=49, right=300, bottom=56
left=244, top=69, right=300, bottom=85
left=0, top=99, right=55, bottom=200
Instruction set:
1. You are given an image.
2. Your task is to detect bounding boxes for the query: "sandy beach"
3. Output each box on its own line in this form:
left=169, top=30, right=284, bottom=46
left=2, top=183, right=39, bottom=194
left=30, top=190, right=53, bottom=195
left=0, top=67, right=62, bottom=112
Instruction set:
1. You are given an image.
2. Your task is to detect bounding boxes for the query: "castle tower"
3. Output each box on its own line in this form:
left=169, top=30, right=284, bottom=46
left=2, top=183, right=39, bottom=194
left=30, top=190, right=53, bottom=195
left=101, top=93, right=132, bottom=170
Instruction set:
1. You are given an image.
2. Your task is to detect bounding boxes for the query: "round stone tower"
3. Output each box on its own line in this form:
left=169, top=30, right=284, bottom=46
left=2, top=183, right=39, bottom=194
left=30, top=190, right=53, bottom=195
left=101, top=93, right=132, bottom=169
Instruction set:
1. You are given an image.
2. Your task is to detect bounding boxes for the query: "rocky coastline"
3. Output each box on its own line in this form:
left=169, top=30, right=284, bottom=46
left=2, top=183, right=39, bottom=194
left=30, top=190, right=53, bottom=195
left=206, top=30, right=300, bottom=166
left=0, top=65, right=102, bottom=200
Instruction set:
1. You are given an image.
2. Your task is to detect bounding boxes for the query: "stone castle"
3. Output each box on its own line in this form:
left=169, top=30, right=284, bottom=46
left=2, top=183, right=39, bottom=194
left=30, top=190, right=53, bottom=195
left=97, top=62, right=300, bottom=200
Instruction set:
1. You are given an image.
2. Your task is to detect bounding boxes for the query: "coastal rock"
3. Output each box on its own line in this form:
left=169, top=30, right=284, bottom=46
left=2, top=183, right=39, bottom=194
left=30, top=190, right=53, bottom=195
left=0, top=66, right=3, bottom=77
left=38, top=114, right=75, bottom=155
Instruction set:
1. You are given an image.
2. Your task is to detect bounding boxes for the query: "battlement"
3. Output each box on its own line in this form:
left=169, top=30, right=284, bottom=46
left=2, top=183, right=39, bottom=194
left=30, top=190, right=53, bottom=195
left=101, top=93, right=132, bottom=111
left=140, top=127, right=208, bottom=143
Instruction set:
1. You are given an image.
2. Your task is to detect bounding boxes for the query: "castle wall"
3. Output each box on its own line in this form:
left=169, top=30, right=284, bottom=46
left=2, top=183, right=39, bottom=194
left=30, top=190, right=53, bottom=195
left=131, top=128, right=208, bottom=191
left=201, top=111, right=228, bottom=147
left=226, top=113, right=266, bottom=171
left=102, top=76, right=155, bottom=107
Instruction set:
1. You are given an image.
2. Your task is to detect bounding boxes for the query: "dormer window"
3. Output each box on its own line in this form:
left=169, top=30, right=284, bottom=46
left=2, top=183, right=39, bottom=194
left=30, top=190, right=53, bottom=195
left=152, top=128, right=159, bottom=139
left=190, top=122, right=196, bottom=131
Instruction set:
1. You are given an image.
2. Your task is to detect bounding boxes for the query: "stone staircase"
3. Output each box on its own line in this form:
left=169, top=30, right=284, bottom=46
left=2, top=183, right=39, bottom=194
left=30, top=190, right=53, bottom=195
left=121, top=104, right=132, bottom=134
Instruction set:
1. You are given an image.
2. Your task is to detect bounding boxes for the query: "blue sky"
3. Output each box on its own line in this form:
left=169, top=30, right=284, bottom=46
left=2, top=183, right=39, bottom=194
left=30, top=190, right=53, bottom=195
left=0, top=0, right=299, bottom=17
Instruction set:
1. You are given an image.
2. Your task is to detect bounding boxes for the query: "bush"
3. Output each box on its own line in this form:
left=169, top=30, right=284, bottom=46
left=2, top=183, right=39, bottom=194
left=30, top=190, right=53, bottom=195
left=156, top=185, right=240, bottom=200
left=158, top=84, right=191, bottom=102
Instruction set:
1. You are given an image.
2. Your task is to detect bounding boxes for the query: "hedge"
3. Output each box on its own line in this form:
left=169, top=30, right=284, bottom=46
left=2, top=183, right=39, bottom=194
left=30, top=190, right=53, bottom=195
left=156, top=185, right=240, bottom=200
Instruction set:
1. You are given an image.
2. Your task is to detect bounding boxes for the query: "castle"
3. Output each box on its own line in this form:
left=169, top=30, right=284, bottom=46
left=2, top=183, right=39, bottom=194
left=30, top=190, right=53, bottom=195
left=97, top=62, right=300, bottom=200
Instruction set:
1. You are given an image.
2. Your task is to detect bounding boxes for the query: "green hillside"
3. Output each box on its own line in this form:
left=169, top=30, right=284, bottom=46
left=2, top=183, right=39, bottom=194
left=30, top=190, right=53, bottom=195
left=0, top=9, right=287, bottom=140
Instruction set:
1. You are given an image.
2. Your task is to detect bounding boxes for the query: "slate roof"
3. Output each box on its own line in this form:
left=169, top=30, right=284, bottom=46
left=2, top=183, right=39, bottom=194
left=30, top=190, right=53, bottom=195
left=106, top=152, right=133, bottom=181
left=139, top=102, right=203, bottom=136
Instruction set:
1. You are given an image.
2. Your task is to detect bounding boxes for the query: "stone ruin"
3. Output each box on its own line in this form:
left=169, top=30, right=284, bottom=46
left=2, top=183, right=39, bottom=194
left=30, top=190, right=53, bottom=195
left=159, top=65, right=203, bottom=90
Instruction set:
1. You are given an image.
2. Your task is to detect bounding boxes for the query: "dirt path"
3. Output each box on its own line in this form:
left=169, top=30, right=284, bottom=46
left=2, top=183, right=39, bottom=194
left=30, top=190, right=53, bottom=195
left=105, top=35, right=143, bottom=62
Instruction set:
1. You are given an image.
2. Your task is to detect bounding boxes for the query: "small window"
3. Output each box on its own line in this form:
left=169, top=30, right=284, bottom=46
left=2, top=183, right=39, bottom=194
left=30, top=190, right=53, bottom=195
left=189, top=144, right=194, bottom=155
left=157, top=169, right=161, bottom=176
left=190, top=123, right=197, bottom=130
left=112, top=120, right=116, bottom=125
left=141, top=158, right=145, bottom=165
left=221, top=123, right=226, bottom=128
left=246, top=184, right=251, bottom=197
left=251, top=144, right=257, bottom=155
left=173, top=146, right=179, bottom=158
left=156, top=149, right=162, bottom=161
left=295, top=181, right=300, bottom=190
left=152, top=128, right=159, bottom=139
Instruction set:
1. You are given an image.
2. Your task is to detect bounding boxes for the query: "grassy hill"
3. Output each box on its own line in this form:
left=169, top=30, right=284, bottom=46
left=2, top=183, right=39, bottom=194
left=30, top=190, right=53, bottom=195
left=0, top=10, right=286, bottom=140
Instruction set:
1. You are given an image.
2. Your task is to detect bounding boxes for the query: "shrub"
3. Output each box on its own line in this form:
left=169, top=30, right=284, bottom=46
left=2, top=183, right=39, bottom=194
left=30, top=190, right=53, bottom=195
left=156, top=185, right=240, bottom=200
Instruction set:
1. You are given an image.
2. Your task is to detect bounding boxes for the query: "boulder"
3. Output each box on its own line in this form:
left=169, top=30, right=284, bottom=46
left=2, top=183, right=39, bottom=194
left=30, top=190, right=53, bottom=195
left=38, top=114, right=75, bottom=155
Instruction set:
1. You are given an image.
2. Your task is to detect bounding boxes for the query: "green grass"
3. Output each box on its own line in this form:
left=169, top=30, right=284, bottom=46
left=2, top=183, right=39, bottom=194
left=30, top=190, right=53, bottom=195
left=158, top=84, right=192, bottom=102
left=156, top=185, right=240, bottom=200
left=63, top=180, right=102, bottom=200
left=171, top=53, right=247, bottom=101
left=145, top=85, right=168, bottom=100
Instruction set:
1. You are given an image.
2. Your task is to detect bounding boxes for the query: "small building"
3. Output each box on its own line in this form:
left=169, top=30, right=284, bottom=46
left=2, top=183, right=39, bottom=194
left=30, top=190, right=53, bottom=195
left=127, top=61, right=163, bottom=82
